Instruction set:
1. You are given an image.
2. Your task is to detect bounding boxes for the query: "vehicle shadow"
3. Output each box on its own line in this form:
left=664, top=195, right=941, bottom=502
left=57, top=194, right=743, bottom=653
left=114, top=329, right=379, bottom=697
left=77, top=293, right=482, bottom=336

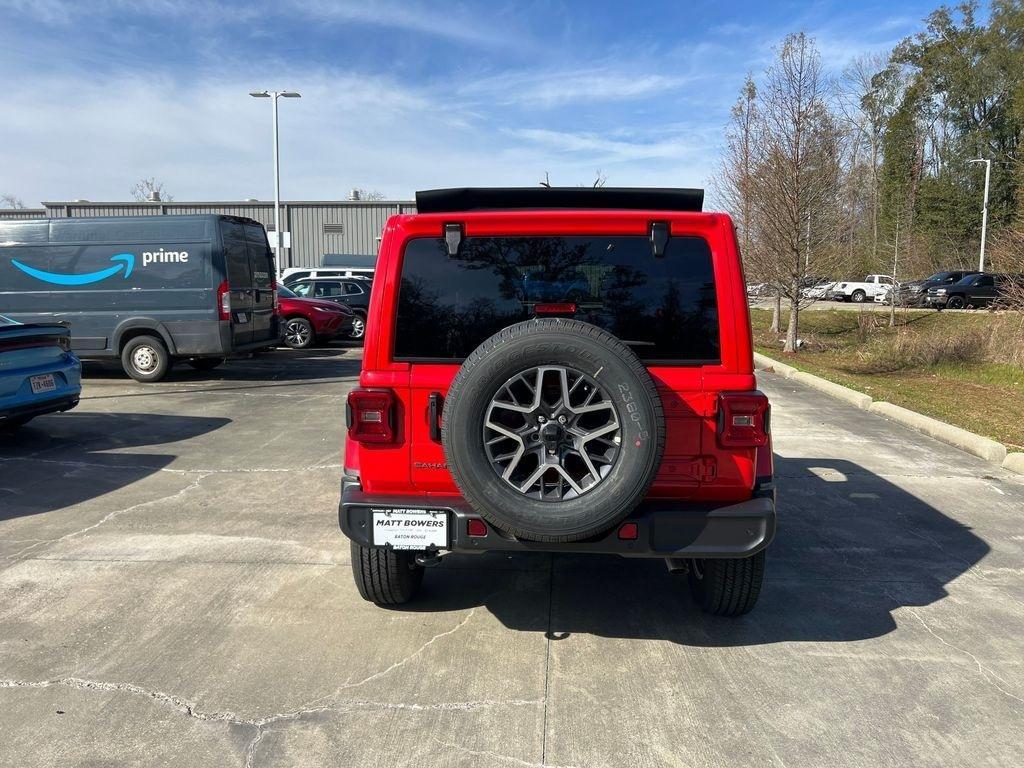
left=82, top=347, right=361, bottom=385
left=402, top=456, right=989, bottom=645
left=0, top=412, right=229, bottom=520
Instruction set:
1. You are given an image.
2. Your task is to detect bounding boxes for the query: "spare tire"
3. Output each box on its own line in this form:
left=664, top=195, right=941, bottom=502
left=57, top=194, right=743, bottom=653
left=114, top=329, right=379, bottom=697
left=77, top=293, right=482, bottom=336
left=442, top=319, right=665, bottom=542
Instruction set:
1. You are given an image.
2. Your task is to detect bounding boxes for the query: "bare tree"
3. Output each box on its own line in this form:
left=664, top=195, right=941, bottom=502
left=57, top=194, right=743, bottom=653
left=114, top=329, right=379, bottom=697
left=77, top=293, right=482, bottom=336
left=539, top=171, right=607, bottom=188
left=715, top=75, right=782, bottom=328
left=0, top=194, right=26, bottom=209
left=745, top=33, right=844, bottom=353
left=130, top=178, right=174, bottom=202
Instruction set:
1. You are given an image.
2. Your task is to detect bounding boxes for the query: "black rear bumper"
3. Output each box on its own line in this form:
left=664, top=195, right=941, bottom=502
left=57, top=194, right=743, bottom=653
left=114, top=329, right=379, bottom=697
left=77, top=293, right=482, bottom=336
left=1, top=394, right=79, bottom=422
left=339, top=478, right=776, bottom=559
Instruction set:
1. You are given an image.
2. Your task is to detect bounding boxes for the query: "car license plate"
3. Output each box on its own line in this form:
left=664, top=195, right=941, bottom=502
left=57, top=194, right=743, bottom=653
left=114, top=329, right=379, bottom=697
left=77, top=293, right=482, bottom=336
left=371, top=508, right=448, bottom=550
left=236, top=312, right=248, bottom=323
left=29, top=373, right=57, bottom=394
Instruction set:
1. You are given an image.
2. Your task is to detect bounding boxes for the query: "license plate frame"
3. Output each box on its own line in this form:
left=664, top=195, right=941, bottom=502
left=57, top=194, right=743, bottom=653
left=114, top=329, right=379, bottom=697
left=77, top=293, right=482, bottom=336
left=29, top=373, right=57, bottom=395
left=371, top=508, right=448, bottom=551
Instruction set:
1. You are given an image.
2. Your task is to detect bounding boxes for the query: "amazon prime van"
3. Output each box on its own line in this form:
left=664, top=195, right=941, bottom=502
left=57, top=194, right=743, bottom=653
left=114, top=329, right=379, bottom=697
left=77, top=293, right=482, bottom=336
left=0, top=215, right=278, bottom=381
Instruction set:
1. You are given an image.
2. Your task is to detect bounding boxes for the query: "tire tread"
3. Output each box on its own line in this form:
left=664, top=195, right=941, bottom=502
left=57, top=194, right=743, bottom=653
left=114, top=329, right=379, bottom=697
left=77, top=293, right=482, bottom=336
left=689, top=552, right=765, bottom=616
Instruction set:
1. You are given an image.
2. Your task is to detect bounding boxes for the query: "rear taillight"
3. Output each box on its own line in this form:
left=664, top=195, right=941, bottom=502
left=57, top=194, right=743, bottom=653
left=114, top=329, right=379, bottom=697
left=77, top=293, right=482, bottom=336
left=217, top=280, right=230, bottom=320
left=347, top=389, right=396, bottom=444
left=57, top=335, right=71, bottom=352
left=717, top=392, right=770, bottom=448
left=534, top=302, right=577, bottom=316
left=271, top=280, right=279, bottom=312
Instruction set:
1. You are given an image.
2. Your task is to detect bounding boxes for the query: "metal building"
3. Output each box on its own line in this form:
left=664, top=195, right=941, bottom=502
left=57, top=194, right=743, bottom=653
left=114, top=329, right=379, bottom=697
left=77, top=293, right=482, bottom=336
left=0, top=199, right=416, bottom=271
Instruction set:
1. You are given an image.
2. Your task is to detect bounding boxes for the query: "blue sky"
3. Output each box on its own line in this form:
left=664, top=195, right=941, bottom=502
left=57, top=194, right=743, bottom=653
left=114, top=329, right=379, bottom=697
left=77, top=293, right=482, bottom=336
left=1, top=0, right=940, bottom=205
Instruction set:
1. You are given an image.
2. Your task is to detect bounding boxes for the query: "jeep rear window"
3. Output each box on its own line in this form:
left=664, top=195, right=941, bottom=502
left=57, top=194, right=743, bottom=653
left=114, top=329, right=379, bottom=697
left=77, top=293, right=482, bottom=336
left=394, top=235, right=719, bottom=363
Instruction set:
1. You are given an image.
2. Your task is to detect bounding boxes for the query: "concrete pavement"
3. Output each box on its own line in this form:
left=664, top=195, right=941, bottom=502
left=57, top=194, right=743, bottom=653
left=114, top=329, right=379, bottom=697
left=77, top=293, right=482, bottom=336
left=1, top=347, right=1022, bottom=767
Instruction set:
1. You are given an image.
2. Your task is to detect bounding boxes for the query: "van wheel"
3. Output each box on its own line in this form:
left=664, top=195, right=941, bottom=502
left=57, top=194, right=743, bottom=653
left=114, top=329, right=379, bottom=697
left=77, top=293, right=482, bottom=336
left=688, top=551, right=765, bottom=616
left=121, top=335, right=171, bottom=382
left=350, top=542, right=424, bottom=605
left=283, top=317, right=315, bottom=349
left=188, top=357, right=224, bottom=371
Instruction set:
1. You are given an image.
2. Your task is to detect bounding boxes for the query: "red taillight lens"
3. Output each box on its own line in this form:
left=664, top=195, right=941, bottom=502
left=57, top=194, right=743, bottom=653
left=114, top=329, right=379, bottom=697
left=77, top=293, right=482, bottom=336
left=217, top=280, right=230, bottom=320
left=467, top=519, right=488, bottom=537
left=347, top=389, right=396, bottom=444
left=534, top=302, right=577, bottom=316
left=717, top=392, right=770, bottom=448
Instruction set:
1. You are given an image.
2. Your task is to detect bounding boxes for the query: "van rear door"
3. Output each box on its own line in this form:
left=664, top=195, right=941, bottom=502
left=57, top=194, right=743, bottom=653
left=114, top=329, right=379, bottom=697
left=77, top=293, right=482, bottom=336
left=243, top=223, right=277, bottom=343
left=220, top=221, right=255, bottom=347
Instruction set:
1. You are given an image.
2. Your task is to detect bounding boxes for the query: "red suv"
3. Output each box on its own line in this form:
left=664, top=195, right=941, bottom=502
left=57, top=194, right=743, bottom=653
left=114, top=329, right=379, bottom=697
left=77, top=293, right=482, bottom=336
left=276, top=284, right=354, bottom=349
left=340, top=188, right=775, bottom=615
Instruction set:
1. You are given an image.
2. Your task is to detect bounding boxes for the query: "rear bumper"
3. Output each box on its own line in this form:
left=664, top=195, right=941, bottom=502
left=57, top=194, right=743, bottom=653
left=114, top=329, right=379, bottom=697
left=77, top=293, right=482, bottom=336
left=1, top=393, right=79, bottom=421
left=339, top=478, right=776, bottom=559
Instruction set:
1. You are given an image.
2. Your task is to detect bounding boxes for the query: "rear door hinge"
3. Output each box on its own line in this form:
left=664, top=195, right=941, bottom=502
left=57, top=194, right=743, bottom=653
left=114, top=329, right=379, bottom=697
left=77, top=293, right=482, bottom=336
left=650, top=221, right=670, bottom=258
left=444, top=223, right=462, bottom=257
left=699, top=457, right=718, bottom=482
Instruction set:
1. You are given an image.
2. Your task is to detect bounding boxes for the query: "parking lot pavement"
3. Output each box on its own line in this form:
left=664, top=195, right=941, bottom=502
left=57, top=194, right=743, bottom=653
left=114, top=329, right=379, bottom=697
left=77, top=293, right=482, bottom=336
left=2, top=348, right=1023, bottom=768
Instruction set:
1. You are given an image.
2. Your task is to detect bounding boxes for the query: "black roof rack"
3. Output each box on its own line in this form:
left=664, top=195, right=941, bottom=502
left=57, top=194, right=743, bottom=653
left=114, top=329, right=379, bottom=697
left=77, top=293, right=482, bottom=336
left=415, top=187, right=704, bottom=214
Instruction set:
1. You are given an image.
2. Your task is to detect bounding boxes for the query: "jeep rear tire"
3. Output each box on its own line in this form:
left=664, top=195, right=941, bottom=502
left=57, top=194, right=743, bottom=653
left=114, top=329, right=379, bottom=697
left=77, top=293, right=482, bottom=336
left=688, top=551, right=765, bottom=616
left=442, top=319, right=665, bottom=542
left=350, top=542, right=424, bottom=605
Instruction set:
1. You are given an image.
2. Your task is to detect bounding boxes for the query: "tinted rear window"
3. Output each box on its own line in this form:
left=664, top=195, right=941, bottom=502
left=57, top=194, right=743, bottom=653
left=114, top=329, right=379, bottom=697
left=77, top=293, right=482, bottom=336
left=394, top=235, right=719, bottom=363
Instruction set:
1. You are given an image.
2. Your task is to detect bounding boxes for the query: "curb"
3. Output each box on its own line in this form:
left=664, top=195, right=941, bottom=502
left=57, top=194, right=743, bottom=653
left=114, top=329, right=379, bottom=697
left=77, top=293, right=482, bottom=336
left=868, top=402, right=1007, bottom=464
left=754, top=351, right=1019, bottom=474
left=1004, top=453, right=1024, bottom=474
left=790, top=371, right=873, bottom=410
left=752, top=352, right=797, bottom=378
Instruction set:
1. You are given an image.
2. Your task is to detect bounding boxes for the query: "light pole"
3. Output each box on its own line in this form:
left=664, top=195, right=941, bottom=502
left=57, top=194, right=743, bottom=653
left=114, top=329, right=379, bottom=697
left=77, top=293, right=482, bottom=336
left=250, top=90, right=301, bottom=269
left=968, top=158, right=991, bottom=272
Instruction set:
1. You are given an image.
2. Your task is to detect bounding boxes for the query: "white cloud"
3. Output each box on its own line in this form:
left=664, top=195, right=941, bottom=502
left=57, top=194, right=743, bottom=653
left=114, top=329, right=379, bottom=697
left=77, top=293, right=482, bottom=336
left=1, top=67, right=718, bottom=205
left=461, top=68, right=703, bottom=108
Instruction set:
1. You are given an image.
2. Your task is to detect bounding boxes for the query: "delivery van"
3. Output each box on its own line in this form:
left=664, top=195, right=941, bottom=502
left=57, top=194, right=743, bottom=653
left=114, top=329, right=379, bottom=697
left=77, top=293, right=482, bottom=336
left=0, top=215, right=278, bottom=381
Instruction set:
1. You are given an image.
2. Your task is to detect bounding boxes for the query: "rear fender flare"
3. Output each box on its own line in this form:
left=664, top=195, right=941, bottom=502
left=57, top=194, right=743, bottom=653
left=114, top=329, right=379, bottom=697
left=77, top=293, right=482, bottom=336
left=113, top=318, right=178, bottom=355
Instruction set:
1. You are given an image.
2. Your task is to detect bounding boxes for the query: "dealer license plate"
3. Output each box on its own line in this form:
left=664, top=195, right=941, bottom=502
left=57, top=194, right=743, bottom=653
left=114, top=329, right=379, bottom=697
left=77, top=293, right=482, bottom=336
left=30, top=374, right=57, bottom=394
left=372, top=508, right=448, bottom=550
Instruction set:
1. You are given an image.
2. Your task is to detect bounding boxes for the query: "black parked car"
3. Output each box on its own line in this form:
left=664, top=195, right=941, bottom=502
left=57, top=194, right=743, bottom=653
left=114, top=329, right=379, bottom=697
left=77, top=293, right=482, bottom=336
left=926, top=273, right=1022, bottom=309
left=289, top=277, right=370, bottom=339
left=899, top=270, right=982, bottom=306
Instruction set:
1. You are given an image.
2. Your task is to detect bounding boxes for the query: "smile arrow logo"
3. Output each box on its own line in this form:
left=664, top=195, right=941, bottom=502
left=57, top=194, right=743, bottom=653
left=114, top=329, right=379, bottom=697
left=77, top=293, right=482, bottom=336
left=12, top=253, right=135, bottom=286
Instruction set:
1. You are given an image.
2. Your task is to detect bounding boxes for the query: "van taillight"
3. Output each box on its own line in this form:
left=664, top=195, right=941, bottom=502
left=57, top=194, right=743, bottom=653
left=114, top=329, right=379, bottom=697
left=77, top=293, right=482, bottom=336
left=717, top=392, right=770, bottom=448
left=347, top=389, right=396, bottom=444
left=217, top=280, right=231, bottom=320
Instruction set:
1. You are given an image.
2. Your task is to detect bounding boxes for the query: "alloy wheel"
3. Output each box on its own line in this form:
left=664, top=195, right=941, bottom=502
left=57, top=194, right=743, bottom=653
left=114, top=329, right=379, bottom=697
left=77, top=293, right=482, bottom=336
left=483, top=365, right=621, bottom=501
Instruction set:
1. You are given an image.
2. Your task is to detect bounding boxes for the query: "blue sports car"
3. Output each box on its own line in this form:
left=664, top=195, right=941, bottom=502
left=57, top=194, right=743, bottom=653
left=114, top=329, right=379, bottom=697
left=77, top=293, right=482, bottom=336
left=0, top=314, right=81, bottom=430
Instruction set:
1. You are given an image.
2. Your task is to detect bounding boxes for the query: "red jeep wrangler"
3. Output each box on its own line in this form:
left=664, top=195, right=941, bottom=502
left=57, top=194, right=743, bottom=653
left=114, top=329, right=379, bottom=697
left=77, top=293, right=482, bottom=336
left=340, top=187, right=775, bottom=616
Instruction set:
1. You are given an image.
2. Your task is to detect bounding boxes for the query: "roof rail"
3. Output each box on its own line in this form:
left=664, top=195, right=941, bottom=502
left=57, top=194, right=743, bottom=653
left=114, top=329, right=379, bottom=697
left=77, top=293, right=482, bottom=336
left=415, top=187, right=704, bottom=214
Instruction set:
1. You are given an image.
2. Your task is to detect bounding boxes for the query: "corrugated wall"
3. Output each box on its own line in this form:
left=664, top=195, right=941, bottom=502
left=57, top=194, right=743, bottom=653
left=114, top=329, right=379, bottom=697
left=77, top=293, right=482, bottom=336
left=0, top=209, right=46, bottom=220
left=32, top=200, right=417, bottom=269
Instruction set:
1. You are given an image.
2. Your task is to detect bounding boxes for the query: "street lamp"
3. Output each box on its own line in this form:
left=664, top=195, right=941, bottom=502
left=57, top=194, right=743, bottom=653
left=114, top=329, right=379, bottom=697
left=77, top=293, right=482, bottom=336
left=968, top=158, right=991, bottom=272
left=250, top=90, right=301, bottom=269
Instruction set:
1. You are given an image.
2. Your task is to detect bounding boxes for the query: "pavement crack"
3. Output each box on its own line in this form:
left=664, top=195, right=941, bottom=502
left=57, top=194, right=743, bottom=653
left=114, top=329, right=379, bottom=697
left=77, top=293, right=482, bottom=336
left=0, top=676, right=250, bottom=724
left=898, top=606, right=1024, bottom=706
left=433, top=738, right=579, bottom=768
left=335, top=608, right=478, bottom=692
left=0, top=456, right=341, bottom=475
left=4, top=472, right=211, bottom=562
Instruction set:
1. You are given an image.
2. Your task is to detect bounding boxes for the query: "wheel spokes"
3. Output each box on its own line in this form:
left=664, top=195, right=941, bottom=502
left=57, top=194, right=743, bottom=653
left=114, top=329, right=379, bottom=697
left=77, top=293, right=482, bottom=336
left=483, top=365, right=621, bottom=501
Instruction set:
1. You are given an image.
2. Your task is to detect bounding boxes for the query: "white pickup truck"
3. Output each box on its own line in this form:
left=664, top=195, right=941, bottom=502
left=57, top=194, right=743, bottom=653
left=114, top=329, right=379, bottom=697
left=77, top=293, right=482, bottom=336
left=829, top=274, right=894, bottom=303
